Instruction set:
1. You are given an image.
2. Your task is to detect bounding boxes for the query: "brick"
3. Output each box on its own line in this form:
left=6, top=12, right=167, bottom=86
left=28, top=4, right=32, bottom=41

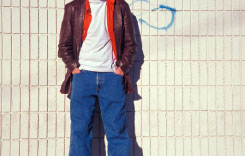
left=48, top=60, right=57, bottom=85
left=232, top=12, right=240, bottom=35
left=30, top=8, right=38, bottom=33
left=232, top=61, right=240, bottom=85
left=216, top=0, right=223, bottom=10
left=242, top=87, right=245, bottom=110
left=57, top=0, right=65, bottom=8
left=48, top=9, right=56, bottom=34
left=29, top=140, right=38, bottom=156
left=12, top=8, right=20, bottom=33
left=3, top=34, right=11, bottom=59
left=225, top=112, right=233, bottom=135
left=150, top=61, right=157, bottom=85
left=30, top=60, right=38, bottom=85
left=30, top=87, right=38, bottom=111
left=200, top=86, right=208, bottom=110
left=30, top=0, right=38, bottom=7
left=208, top=61, right=215, bottom=85
left=225, top=137, right=233, bottom=155
left=233, top=86, right=241, bottom=110
left=167, top=137, right=175, bottom=155
left=11, top=113, right=20, bottom=139
left=200, top=61, right=208, bottom=85
left=56, top=139, right=65, bottom=156
left=166, top=61, right=174, bottom=85
left=216, top=112, right=225, bottom=135
left=150, top=112, right=158, bottom=136
left=191, top=86, right=199, bottom=110
left=150, top=137, right=158, bottom=156
left=158, top=87, right=166, bottom=110
left=39, top=113, right=47, bottom=138
left=2, top=60, right=11, bottom=85
left=12, top=87, right=20, bottom=112
left=175, top=37, right=182, bottom=60
left=11, top=140, right=20, bottom=156
left=142, top=112, right=149, bottom=136
left=47, top=139, right=56, bottom=156
left=216, top=11, right=224, bottom=35
left=30, top=113, right=38, bottom=138
left=200, top=112, right=208, bottom=136
left=2, top=7, right=11, bottom=33
left=175, top=111, right=183, bottom=136
left=150, top=86, right=157, bottom=110
left=216, top=37, right=223, bottom=60
left=2, top=113, right=10, bottom=139
left=158, top=61, right=165, bottom=85
left=233, top=112, right=241, bottom=136
left=224, top=86, right=232, bottom=110
left=20, top=113, right=29, bottom=138
left=1, top=140, right=10, bottom=156
left=158, top=137, right=166, bottom=155
left=191, top=12, right=198, bottom=35
left=175, top=12, right=182, bottom=35
left=234, top=137, right=242, bottom=156
left=175, top=87, right=182, bottom=110
left=166, top=36, right=174, bottom=60
left=12, top=60, right=20, bottom=85
left=207, top=37, right=215, bottom=60
left=142, top=137, right=150, bottom=156
left=12, top=34, right=21, bottom=59
left=48, top=34, right=57, bottom=59
left=232, top=37, right=240, bottom=60
left=39, top=9, right=47, bottom=33
left=183, top=61, right=191, bottom=85
left=141, top=11, right=149, bottom=36
left=209, top=137, right=217, bottom=156
left=38, top=139, right=47, bottom=155
left=175, top=62, right=182, bottom=85
left=217, top=137, right=225, bottom=155
left=21, top=60, right=29, bottom=85
left=208, top=0, right=216, bottom=10
left=199, top=12, right=207, bottom=35
left=48, top=87, right=56, bottom=111
left=142, top=86, right=149, bottom=111
left=48, top=0, right=56, bottom=7
left=21, top=8, right=29, bottom=33
left=224, top=0, right=232, bottom=10
left=192, top=137, right=201, bottom=155
left=2, top=87, right=11, bottom=112
left=141, top=61, right=149, bottom=85
left=208, top=111, right=216, bottom=136
left=191, top=61, right=199, bottom=85
left=39, top=60, right=47, bottom=85
left=149, top=11, right=157, bottom=36
left=183, top=12, right=190, bottom=35
left=200, top=138, right=208, bottom=156
left=183, top=0, right=190, bottom=10
left=39, top=87, right=47, bottom=111
left=166, top=87, right=174, bottom=110
left=216, top=62, right=224, bottom=85
left=39, top=0, right=47, bottom=7
left=167, top=112, right=175, bottom=136
left=224, top=12, right=232, bottom=35
left=21, top=34, right=29, bottom=59
left=57, top=113, right=65, bottom=137
left=39, top=35, right=47, bottom=59
left=216, top=86, right=225, bottom=110
left=208, top=86, right=215, bottom=110
left=183, top=37, right=190, bottom=60
left=192, top=111, right=199, bottom=136
left=224, top=62, right=232, bottom=85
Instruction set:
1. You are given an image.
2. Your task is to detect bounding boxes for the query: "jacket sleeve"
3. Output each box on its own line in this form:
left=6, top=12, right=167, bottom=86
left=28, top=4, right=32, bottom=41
left=116, top=2, right=138, bottom=75
left=58, top=4, right=79, bottom=72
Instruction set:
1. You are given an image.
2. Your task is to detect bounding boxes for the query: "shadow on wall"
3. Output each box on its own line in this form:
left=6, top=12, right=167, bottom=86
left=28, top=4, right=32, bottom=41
left=91, top=14, right=144, bottom=156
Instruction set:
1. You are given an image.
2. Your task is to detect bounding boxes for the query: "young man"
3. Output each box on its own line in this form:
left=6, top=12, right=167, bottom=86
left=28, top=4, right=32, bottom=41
left=57, top=0, right=137, bottom=155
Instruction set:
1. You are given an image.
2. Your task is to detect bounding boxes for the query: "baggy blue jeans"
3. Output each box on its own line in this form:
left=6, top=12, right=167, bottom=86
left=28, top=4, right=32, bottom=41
left=69, top=69, right=131, bottom=156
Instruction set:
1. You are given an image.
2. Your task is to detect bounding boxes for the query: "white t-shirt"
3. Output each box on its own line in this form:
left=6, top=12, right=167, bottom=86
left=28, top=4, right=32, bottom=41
left=78, top=0, right=117, bottom=72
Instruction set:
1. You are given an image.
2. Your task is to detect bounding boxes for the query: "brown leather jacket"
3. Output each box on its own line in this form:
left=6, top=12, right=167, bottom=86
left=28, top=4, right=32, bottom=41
left=58, top=0, right=137, bottom=98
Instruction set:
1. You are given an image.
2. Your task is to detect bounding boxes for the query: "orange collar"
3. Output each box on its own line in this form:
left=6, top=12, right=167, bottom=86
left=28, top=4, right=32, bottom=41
left=82, top=0, right=118, bottom=60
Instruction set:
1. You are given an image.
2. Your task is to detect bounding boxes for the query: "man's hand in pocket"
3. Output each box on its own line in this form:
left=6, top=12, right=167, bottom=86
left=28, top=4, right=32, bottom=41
left=72, top=67, right=80, bottom=74
left=114, top=67, right=124, bottom=76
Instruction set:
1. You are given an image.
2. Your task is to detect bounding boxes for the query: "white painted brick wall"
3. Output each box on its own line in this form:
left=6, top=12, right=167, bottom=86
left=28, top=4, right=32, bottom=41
left=1, top=0, right=245, bottom=155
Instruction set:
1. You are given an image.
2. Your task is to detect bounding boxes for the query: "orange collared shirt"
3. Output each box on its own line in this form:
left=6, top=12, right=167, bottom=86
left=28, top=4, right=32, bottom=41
left=82, top=0, right=118, bottom=60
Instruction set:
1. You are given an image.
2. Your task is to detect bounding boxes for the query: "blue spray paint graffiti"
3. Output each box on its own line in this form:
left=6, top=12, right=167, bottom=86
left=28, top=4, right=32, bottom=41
left=129, top=0, right=176, bottom=30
